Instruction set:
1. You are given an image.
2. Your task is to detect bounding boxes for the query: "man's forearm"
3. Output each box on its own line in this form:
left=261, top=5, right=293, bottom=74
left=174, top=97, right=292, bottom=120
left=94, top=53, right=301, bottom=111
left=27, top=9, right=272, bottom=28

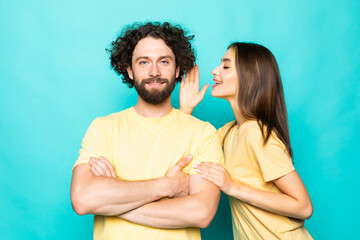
left=118, top=175, right=220, bottom=229
left=71, top=164, right=173, bottom=216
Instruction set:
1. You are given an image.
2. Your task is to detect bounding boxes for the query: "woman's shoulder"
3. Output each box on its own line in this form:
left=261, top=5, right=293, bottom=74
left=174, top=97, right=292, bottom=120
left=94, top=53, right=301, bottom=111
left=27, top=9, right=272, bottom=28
left=219, top=120, right=236, bottom=131
left=242, top=121, right=287, bottom=151
left=218, top=120, right=236, bottom=134
left=241, top=120, right=262, bottom=137
left=217, top=121, right=236, bottom=143
left=241, top=121, right=271, bottom=145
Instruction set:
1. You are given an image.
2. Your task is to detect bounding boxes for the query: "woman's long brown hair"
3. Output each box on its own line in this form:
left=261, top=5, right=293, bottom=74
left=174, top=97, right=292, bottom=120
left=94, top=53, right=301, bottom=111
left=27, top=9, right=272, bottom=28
left=224, top=42, right=293, bottom=158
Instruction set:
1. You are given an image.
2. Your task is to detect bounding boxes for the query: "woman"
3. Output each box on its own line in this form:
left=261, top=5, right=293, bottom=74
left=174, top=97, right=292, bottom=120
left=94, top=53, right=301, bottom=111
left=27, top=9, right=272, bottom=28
left=180, top=42, right=313, bottom=239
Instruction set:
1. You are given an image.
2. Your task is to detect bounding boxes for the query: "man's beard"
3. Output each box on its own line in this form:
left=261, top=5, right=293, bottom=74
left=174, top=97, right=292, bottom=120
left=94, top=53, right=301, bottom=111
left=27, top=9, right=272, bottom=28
left=134, top=76, right=176, bottom=105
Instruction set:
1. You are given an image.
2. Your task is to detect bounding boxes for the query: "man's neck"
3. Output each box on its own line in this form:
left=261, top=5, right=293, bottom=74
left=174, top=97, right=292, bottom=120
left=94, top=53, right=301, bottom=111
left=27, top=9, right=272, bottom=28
left=133, top=96, right=173, bottom=118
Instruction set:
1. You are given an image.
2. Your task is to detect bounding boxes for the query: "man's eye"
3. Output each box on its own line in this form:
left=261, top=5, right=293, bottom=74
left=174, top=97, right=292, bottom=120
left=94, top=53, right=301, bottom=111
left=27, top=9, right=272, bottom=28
left=139, top=61, right=147, bottom=65
left=161, top=60, right=169, bottom=64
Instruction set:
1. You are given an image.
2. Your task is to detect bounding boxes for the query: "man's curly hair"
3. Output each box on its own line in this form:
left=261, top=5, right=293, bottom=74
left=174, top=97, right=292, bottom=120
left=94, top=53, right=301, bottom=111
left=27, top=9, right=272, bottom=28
left=106, top=22, right=196, bottom=88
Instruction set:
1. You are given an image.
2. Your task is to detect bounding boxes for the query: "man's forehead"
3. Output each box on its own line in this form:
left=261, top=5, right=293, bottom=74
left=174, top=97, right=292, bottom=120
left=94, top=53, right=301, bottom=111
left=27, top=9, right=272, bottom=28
left=132, top=37, right=175, bottom=60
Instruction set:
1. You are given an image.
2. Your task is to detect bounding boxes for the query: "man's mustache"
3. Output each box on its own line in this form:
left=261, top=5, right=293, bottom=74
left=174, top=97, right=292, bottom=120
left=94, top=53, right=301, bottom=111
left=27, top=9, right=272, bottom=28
left=143, top=78, right=169, bottom=84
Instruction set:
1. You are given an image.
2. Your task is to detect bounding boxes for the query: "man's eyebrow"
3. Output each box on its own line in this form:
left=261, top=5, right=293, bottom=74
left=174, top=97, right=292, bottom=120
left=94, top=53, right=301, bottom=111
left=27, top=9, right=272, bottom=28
left=221, top=58, right=232, bottom=63
left=135, top=55, right=174, bottom=62
left=159, top=55, right=174, bottom=61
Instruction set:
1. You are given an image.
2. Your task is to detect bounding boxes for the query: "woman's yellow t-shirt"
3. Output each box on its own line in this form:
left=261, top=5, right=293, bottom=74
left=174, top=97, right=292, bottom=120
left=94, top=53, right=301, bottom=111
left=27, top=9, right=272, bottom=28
left=219, top=120, right=313, bottom=240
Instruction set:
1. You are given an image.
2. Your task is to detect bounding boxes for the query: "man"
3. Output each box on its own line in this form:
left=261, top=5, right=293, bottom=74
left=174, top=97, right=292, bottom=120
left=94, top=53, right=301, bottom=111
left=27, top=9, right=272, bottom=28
left=70, top=22, right=223, bottom=240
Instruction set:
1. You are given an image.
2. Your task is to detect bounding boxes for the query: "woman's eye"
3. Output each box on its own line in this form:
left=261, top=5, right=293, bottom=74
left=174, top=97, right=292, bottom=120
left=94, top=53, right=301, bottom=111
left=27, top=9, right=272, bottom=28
left=223, top=66, right=230, bottom=69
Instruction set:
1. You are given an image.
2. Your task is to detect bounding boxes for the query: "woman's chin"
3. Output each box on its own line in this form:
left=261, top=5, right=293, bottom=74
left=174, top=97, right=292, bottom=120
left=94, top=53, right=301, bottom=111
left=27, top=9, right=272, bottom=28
left=211, top=90, right=219, bottom=98
left=211, top=89, right=224, bottom=99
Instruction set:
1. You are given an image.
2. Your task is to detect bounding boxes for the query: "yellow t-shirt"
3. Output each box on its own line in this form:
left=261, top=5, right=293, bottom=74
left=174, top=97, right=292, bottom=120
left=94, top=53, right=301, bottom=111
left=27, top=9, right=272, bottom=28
left=74, top=107, right=223, bottom=240
left=218, top=120, right=313, bottom=240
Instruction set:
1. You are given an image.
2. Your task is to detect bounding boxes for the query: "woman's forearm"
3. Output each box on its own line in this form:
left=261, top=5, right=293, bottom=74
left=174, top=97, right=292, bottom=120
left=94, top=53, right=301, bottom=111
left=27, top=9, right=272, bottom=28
left=229, top=171, right=313, bottom=220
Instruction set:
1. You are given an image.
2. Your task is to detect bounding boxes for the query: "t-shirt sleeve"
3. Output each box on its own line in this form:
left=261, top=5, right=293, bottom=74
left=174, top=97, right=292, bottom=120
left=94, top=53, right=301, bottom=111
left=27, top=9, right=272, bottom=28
left=185, top=123, right=224, bottom=175
left=247, top=128, right=294, bottom=182
left=73, top=117, right=113, bottom=169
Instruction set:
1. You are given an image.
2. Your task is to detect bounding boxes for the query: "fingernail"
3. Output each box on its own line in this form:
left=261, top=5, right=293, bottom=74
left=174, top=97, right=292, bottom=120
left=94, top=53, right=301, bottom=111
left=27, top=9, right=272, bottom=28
left=187, top=154, right=193, bottom=159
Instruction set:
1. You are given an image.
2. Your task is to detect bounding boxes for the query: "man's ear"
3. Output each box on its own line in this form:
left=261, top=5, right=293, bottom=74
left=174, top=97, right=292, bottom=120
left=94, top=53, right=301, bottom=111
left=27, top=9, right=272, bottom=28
left=127, top=66, right=133, bottom=80
left=175, top=66, right=180, bottom=79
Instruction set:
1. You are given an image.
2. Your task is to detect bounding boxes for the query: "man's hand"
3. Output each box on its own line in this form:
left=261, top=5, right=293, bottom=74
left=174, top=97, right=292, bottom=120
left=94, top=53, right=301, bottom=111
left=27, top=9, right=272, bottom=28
left=89, top=156, right=117, bottom=178
left=179, top=65, right=209, bottom=115
left=165, top=154, right=193, bottom=198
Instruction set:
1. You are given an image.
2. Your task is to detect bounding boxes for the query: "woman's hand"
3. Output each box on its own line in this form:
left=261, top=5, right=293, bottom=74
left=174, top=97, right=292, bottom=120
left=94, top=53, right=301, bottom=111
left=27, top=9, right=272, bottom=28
left=180, top=65, right=209, bottom=115
left=193, top=162, right=236, bottom=196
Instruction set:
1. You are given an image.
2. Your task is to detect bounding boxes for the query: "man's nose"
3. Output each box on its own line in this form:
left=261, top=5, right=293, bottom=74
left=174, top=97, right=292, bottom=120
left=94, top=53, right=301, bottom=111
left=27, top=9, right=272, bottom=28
left=149, top=64, right=161, bottom=78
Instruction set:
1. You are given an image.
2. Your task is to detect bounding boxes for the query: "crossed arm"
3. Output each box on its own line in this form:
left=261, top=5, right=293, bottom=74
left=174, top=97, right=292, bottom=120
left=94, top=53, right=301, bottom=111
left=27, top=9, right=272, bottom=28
left=119, top=175, right=219, bottom=228
left=70, top=156, right=220, bottom=228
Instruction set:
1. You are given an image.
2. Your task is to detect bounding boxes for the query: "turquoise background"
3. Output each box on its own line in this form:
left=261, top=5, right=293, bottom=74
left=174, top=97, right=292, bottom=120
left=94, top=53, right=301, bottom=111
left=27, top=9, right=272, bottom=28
left=1, top=0, right=359, bottom=239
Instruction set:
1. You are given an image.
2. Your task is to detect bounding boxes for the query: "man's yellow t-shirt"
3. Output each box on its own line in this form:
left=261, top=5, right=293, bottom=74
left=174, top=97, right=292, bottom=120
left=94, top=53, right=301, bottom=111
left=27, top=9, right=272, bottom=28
left=74, top=107, right=223, bottom=240
left=218, top=120, right=313, bottom=240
